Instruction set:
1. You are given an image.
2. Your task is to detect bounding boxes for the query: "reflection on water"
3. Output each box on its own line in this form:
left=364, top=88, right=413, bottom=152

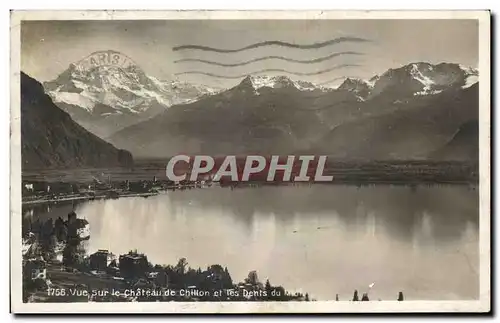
left=23, top=184, right=479, bottom=301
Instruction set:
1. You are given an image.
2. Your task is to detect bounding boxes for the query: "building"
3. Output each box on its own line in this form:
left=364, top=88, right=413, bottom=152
left=119, top=253, right=149, bottom=279
left=22, top=181, right=50, bottom=195
left=148, top=270, right=169, bottom=287
left=89, top=250, right=109, bottom=272
left=128, top=181, right=151, bottom=193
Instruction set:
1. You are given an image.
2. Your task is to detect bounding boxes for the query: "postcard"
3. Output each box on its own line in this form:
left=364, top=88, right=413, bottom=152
left=10, top=10, right=491, bottom=313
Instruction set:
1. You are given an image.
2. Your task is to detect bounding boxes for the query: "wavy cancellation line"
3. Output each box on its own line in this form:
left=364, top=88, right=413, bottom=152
left=175, top=64, right=362, bottom=79
left=172, top=37, right=371, bottom=53
left=174, top=51, right=364, bottom=67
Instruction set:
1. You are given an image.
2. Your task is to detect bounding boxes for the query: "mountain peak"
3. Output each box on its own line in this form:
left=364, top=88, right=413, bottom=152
left=43, top=58, right=219, bottom=137
left=459, top=64, right=479, bottom=76
left=338, top=77, right=372, bottom=99
left=371, top=61, right=479, bottom=98
left=339, top=77, right=370, bottom=87
left=237, top=75, right=324, bottom=94
left=239, top=75, right=295, bottom=90
left=46, top=59, right=218, bottom=112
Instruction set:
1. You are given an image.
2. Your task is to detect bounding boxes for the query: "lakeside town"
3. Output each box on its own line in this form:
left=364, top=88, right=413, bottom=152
left=23, top=209, right=405, bottom=303
left=22, top=176, right=191, bottom=206
left=22, top=159, right=479, bottom=206
left=22, top=209, right=308, bottom=302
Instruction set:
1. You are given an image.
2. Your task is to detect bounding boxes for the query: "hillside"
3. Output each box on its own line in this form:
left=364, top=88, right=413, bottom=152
left=21, top=72, right=134, bottom=169
left=430, top=120, right=479, bottom=161
left=311, top=84, right=478, bottom=160
left=108, top=75, right=340, bottom=157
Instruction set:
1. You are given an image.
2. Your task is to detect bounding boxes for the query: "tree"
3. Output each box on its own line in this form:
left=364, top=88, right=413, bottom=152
left=305, top=293, right=310, bottom=301
left=352, top=290, right=359, bottom=301
left=175, top=258, right=188, bottom=275
left=40, top=234, right=57, bottom=261
left=54, top=217, right=67, bottom=242
left=361, top=293, right=369, bottom=301
left=398, top=291, right=404, bottom=301
left=63, top=244, right=83, bottom=268
left=265, top=279, right=272, bottom=300
left=335, top=294, right=339, bottom=301
left=265, top=279, right=272, bottom=291
left=246, top=270, right=259, bottom=286
left=222, top=267, right=233, bottom=288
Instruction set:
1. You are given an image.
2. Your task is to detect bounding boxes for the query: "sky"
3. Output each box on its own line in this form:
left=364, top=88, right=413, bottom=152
left=21, top=19, right=479, bottom=88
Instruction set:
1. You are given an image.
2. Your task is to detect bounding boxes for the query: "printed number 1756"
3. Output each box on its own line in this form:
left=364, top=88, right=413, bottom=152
left=47, top=288, right=66, bottom=297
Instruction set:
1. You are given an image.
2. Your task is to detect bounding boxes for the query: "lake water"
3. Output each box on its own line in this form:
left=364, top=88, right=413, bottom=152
left=24, top=184, right=479, bottom=301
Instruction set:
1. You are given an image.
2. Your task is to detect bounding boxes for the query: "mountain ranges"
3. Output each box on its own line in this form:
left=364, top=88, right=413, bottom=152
left=23, top=61, right=480, bottom=165
left=106, top=62, right=479, bottom=162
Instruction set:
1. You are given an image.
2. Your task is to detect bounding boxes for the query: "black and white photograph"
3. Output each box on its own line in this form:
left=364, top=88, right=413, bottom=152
left=10, top=10, right=491, bottom=313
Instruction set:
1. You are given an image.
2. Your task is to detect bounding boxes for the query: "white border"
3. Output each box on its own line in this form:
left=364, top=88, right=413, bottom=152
left=7, top=9, right=495, bottom=20
left=10, top=10, right=491, bottom=314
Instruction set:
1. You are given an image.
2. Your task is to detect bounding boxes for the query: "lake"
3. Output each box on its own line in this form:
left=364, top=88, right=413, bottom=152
left=23, top=184, right=479, bottom=301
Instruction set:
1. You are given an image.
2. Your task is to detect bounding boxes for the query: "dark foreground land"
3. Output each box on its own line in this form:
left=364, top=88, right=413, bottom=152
left=23, top=209, right=404, bottom=303
left=22, top=210, right=313, bottom=303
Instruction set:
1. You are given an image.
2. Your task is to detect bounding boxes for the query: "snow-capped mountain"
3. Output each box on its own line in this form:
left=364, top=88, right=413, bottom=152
left=330, top=63, right=478, bottom=100
left=239, top=75, right=333, bottom=94
left=337, top=78, right=372, bottom=100
left=461, top=65, right=479, bottom=89
left=271, top=62, right=479, bottom=102
left=369, top=62, right=478, bottom=99
left=44, top=62, right=220, bottom=137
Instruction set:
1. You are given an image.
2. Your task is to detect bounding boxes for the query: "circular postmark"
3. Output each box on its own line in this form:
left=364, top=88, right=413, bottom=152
left=75, top=50, right=139, bottom=72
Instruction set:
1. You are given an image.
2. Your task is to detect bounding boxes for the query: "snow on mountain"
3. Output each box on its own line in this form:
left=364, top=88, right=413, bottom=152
left=366, top=75, right=380, bottom=87
left=411, top=63, right=478, bottom=95
left=459, top=64, right=479, bottom=76
left=337, top=77, right=373, bottom=100
left=237, top=63, right=479, bottom=101
left=371, top=62, right=479, bottom=98
left=248, top=75, right=283, bottom=90
left=409, top=63, right=435, bottom=92
left=45, top=59, right=480, bottom=140
left=460, top=65, right=479, bottom=89
left=43, top=61, right=221, bottom=138
left=242, top=75, right=332, bottom=94
left=414, top=89, right=444, bottom=96
left=292, top=80, right=315, bottom=91
left=50, top=89, right=96, bottom=112
left=234, top=62, right=478, bottom=102
left=463, top=74, right=479, bottom=89
left=45, top=63, right=219, bottom=117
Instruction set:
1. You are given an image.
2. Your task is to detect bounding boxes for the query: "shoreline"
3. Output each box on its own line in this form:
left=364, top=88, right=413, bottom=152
left=22, top=192, right=160, bottom=206
left=22, top=180, right=478, bottom=206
